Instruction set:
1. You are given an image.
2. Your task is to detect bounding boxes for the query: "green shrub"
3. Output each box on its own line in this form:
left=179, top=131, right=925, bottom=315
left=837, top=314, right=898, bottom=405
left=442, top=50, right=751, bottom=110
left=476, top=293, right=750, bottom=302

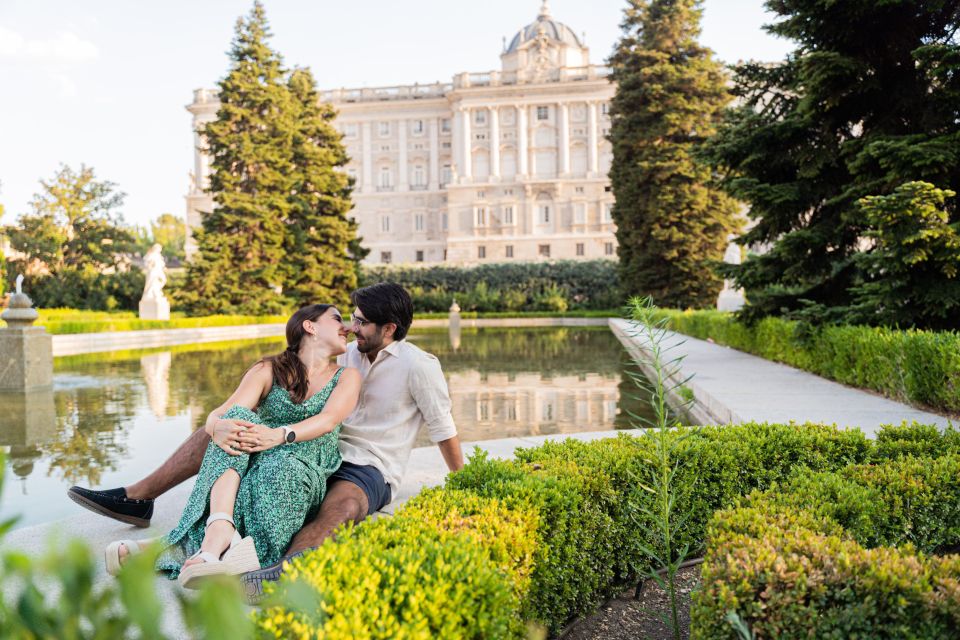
left=361, top=260, right=620, bottom=312
left=692, top=455, right=960, bottom=639
left=3, top=308, right=288, bottom=334
left=652, top=308, right=960, bottom=413
left=255, top=488, right=538, bottom=639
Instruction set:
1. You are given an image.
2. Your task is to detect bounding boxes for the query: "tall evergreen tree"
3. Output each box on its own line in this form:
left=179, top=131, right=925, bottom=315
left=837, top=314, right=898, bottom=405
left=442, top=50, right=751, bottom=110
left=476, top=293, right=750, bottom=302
left=703, top=0, right=960, bottom=325
left=608, top=0, right=740, bottom=309
left=181, top=3, right=299, bottom=315
left=282, top=68, right=357, bottom=308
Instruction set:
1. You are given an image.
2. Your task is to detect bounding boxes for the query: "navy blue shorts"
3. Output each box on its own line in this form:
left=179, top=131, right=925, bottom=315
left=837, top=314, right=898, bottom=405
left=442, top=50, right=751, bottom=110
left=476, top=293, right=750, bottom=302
left=328, top=461, right=392, bottom=515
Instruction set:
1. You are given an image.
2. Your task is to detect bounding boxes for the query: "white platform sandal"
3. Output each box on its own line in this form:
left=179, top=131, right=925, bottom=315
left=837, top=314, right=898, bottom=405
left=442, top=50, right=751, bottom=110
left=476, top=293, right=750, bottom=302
left=104, top=537, right=161, bottom=576
left=177, top=512, right=260, bottom=590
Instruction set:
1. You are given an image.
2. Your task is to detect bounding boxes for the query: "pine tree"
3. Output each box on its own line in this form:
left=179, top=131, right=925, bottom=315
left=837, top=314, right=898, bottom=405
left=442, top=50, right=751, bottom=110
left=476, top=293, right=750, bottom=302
left=608, top=0, right=741, bottom=309
left=703, top=1, right=960, bottom=325
left=282, top=68, right=358, bottom=308
left=180, top=2, right=298, bottom=315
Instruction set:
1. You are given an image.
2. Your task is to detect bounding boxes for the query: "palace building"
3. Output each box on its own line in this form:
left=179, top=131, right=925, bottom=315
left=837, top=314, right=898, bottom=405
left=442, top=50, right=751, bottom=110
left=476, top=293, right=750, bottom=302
left=185, top=1, right=617, bottom=264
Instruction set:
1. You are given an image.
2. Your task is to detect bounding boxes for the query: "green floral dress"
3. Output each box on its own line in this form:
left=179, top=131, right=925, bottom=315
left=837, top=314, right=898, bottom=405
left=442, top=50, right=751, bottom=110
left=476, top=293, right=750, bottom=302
left=156, top=368, right=344, bottom=578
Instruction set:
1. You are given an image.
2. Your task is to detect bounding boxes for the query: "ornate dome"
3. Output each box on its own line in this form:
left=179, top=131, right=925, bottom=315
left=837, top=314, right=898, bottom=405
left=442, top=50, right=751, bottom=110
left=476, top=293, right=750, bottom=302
left=505, top=1, right=583, bottom=54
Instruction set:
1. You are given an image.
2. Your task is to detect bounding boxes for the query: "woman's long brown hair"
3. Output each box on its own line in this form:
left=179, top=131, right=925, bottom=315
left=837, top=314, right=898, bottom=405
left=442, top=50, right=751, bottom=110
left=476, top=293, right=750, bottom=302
left=257, top=304, right=333, bottom=403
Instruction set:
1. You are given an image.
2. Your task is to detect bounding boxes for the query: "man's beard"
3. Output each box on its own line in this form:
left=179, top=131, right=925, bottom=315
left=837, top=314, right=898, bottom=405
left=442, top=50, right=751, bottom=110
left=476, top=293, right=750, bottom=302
left=355, top=330, right=383, bottom=353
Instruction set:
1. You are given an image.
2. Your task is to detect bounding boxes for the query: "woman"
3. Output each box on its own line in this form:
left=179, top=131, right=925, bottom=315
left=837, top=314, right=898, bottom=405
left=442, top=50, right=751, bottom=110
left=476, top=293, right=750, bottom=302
left=105, top=304, right=361, bottom=588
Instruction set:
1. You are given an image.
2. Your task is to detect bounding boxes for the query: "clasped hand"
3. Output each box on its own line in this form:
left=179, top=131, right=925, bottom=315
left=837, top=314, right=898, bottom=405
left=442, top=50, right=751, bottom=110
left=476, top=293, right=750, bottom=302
left=212, top=418, right=284, bottom=455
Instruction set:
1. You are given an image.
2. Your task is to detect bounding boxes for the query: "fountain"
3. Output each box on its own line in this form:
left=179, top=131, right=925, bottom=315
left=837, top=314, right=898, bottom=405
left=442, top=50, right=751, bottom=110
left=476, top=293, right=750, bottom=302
left=0, top=275, right=53, bottom=390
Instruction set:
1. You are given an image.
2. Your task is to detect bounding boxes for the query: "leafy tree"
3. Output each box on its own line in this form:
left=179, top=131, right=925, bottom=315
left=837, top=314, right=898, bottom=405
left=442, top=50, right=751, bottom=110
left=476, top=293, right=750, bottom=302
left=703, top=0, right=960, bottom=324
left=846, top=182, right=960, bottom=330
left=7, top=164, right=135, bottom=274
left=282, top=67, right=357, bottom=307
left=608, top=0, right=741, bottom=309
left=181, top=3, right=357, bottom=314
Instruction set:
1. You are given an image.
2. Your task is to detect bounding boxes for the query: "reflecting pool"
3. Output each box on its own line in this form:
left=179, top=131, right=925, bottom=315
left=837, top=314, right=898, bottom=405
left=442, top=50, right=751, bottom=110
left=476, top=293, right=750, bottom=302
left=0, top=327, right=649, bottom=529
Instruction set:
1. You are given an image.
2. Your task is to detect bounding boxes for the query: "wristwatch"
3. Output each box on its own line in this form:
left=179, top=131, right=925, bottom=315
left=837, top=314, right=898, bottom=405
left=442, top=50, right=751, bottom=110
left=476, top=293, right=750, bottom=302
left=282, top=426, right=297, bottom=444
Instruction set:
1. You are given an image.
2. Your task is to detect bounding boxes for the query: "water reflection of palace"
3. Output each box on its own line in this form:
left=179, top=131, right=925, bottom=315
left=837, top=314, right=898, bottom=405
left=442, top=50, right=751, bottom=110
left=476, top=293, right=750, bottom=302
left=431, top=370, right=621, bottom=445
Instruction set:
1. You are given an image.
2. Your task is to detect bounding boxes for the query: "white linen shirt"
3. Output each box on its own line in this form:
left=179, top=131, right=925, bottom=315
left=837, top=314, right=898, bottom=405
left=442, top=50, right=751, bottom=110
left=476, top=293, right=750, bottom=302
left=336, top=338, right=457, bottom=496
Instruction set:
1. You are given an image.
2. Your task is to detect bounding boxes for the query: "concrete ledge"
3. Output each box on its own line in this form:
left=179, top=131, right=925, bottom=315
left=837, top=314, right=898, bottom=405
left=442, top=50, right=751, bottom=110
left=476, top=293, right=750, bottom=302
left=52, top=324, right=286, bottom=357
left=50, top=317, right=613, bottom=357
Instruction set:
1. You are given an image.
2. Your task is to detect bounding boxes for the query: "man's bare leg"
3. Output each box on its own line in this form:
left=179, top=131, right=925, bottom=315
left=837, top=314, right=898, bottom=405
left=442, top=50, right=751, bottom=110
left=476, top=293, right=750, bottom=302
left=240, top=480, right=369, bottom=603
left=287, top=480, right=369, bottom=553
left=126, top=428, right=210, bottom=500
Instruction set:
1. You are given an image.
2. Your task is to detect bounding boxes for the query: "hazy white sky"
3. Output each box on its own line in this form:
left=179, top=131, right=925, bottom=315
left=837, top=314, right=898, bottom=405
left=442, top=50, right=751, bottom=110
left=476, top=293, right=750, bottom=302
left=0, top=0, right=793, bottom=229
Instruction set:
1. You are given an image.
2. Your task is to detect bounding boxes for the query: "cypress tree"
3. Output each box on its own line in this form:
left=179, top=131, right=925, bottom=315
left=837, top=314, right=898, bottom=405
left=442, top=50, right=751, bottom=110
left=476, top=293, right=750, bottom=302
left=703, top=1, right=960, bottom=325
left=282, top=68, right=358, bottom=308
left=608, top=0, right=740, bottom=309
left=181, top=2, right=298, bottom=315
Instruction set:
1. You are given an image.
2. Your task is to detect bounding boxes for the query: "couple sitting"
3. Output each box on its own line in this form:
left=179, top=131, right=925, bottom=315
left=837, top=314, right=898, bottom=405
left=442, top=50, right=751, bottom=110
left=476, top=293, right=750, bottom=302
left=67, top=283, right=464, bottom=598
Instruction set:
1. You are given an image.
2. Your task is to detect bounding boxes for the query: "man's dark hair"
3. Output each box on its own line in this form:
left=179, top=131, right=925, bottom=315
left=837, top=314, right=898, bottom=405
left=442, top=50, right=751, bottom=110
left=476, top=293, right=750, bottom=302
left=351, top=282, right=414, bottom=341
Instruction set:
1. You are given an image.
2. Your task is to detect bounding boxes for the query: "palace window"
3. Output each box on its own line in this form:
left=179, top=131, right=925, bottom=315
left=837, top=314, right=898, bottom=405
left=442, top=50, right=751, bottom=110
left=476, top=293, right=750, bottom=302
left=416, top=250, right=424, bottom=262
left=442, top=213, right=449, bottom=230
left=414, top=213, right=425, bottom=231
left=576, top=243, right=585, bottom=257
left=505, top=245, right=514, bottom=258
left=574, top=202, right=587, bottom=224
left=601, top=103, right=610, bottom=115
left=605, top=242, right=614, bottom=256
left=476, top=190, right=485, bottom=199
left=442, top=141, right=452, bottom=149
left=478, top=245, right=486, bottom=259
left=441, top=164, right=452, bottom=186
left=378, top=166, right=393, bottom=189
left=503, top=205, right=514, bottom=225
left=412, top=119, right=424, bottom=134
left=380, top=251, right=392, bottom=264
left=441, top=118, right=451, bottom=133
left=603, top=202, right=614, bottom=222
left=343, top=123, right=358, bottom=138
left=575, top=186, right=584, bottom=194
left=474, top=206, right=488, bottom=227
left=538, top=244, right=551, bottom=257
left=539, top=204, right=551, bottom=224
left=379, top=121, right=390, bottom=136
left=475, top=110, right=487, bottom=125
left=380, top=216, right=391, bottom=233
left=536, top=106, right=549, bottom=121
left=413, top=165, right=426, bottom=187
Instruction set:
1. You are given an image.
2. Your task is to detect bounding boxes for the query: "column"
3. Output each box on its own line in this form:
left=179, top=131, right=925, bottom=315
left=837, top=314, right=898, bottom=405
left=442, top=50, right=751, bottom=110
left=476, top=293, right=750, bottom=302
left=361, top=121, right=373, bottom=191
left=398, top=118, right=408, bottom=191
left=517, top=104, right=528, bottom=178
left=489, top=107, right=500, bottom=180
left=558, top=103, right=570, bottom=176
left=587, top=101, right=599, bottom=176
left=429, top=117, right=440, bottom=190
left=461, top=108, right=472, bottom=181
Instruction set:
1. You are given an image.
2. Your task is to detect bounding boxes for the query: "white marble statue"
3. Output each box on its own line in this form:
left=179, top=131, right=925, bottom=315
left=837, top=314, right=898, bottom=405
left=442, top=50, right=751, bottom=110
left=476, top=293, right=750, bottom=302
left=717, top=235, right=746, bottom=312
left=139, top=244, right=170, bottom=320
left=141, top=244, right=167, bottom=302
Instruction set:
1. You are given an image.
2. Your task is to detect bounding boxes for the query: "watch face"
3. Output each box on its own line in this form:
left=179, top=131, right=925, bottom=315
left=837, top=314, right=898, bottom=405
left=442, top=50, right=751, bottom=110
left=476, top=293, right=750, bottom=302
left=286, top=430, right=296, bottom=443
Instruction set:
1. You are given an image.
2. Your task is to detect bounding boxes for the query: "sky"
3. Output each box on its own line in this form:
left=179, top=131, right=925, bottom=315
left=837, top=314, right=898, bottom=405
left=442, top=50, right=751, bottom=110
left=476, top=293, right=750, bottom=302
left=0, top=0, right=794, bottom=230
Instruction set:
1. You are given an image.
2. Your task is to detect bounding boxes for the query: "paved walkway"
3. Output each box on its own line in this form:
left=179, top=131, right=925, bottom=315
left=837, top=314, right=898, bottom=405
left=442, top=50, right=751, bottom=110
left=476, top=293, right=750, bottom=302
left=609, top=318, right=953, bottom=436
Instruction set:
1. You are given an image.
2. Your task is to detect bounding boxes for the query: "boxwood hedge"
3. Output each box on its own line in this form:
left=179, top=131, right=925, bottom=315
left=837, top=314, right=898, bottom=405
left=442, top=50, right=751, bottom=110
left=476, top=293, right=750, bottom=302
left=254, top=422, right=958, bottom=638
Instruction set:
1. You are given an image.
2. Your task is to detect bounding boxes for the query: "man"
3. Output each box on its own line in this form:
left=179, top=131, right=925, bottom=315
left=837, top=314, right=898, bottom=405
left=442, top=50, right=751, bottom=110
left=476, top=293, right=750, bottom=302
left=68, top=283, right=464, bottom=600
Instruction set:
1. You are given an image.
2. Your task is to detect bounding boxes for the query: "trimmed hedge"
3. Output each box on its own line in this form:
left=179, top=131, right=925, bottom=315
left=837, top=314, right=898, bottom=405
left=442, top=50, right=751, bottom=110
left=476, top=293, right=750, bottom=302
left=692, top=454, right=960, bottom=638
left=253, top=422, right=957, bottom=637
left=3, top=309, right=288, bottom=335
left=360, top=260, right=620, bottom=312
left=654, top=309, right=960, bottom=413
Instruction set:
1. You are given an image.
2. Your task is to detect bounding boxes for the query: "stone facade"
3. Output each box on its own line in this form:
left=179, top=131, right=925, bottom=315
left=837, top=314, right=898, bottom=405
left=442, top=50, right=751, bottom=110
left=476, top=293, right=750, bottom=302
left=186, top=2, right=617, bottom=265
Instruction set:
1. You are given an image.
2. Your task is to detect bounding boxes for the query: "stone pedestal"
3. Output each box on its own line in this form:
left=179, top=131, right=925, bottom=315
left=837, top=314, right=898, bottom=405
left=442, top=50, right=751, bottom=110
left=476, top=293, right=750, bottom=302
left=0, top=327, right=53, bottom=391
left=139, top=297, right=170, bottom=321
left=717, top=287, right=745, bottom=313
left=0, top=388, right=57, bottom=481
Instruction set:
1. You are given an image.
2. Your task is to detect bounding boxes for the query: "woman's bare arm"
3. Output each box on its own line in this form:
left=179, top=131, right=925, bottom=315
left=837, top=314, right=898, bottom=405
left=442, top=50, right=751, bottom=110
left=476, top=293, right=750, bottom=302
left=237, top=367, right=362, bottom=452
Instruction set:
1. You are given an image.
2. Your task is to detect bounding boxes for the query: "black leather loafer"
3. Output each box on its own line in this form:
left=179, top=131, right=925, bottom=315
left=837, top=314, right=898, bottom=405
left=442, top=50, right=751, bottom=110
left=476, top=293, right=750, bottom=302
left=241, top=548, right=316, bottom=605
left=67, top=486, right=154, bottom=528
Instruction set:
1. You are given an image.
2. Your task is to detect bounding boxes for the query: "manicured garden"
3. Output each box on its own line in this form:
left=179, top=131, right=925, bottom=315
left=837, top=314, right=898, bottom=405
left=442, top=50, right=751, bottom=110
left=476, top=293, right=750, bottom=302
left=252, top=421, right=960, bottom=638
